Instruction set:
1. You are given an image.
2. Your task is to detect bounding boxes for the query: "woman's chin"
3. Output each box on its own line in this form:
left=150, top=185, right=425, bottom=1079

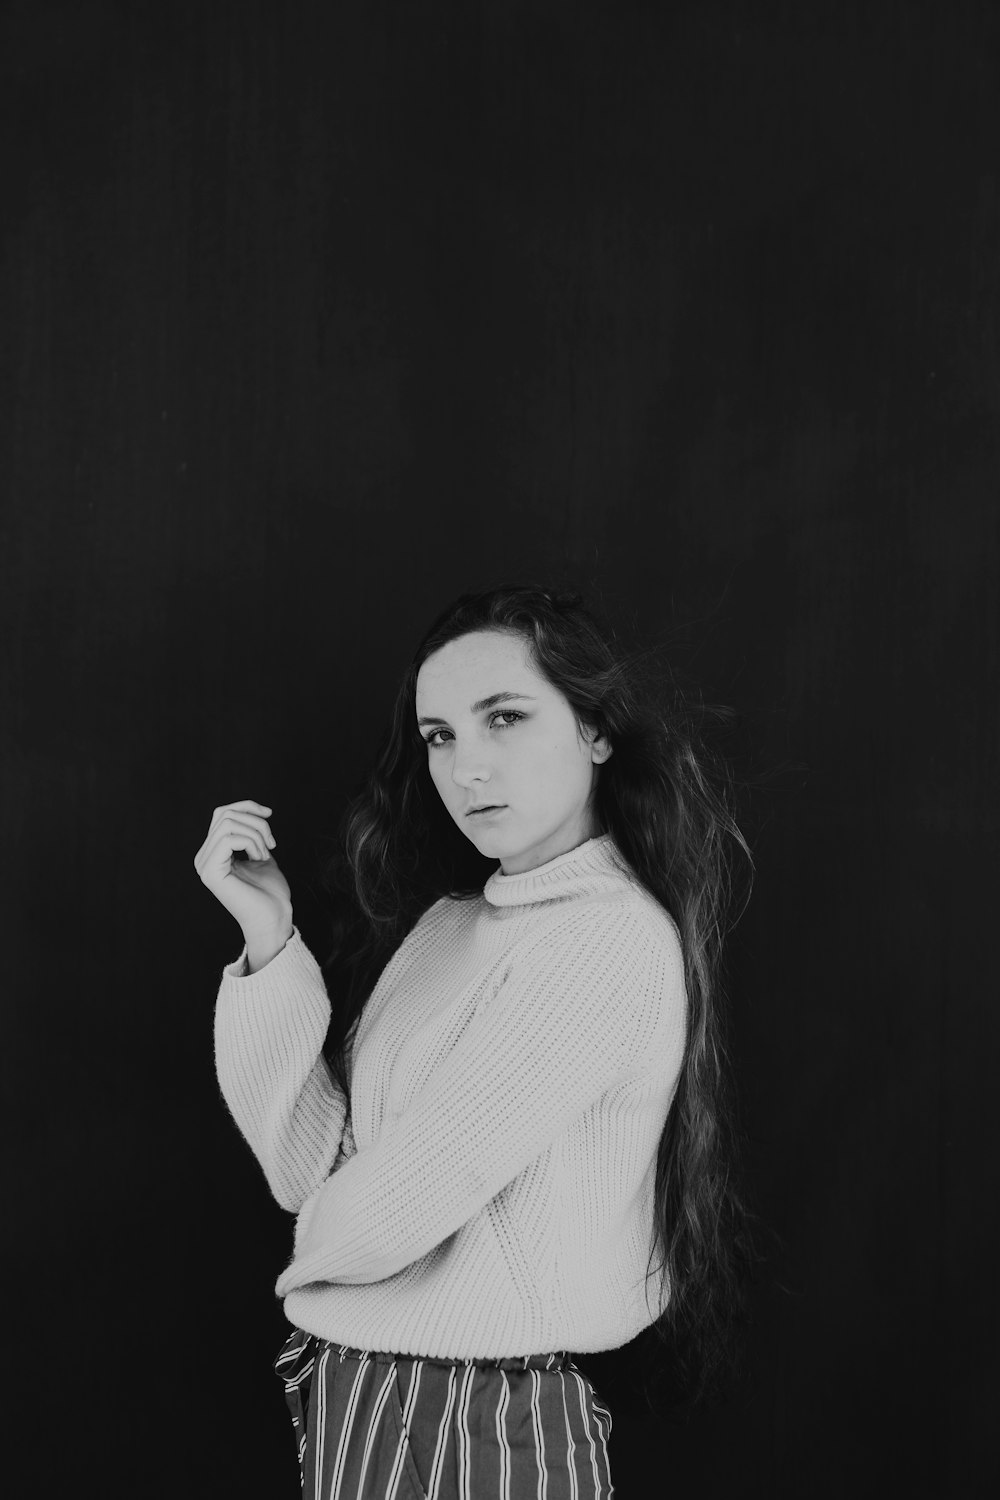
left=465, top=821, right=504, bottom=844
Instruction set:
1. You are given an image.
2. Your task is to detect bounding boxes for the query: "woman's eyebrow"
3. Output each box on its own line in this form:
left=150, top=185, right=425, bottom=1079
left=417, top=692, right=536, bottom=727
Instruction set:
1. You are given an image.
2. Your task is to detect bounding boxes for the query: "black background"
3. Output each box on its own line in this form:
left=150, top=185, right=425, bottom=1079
left=3, top=2, right=998, bottom=1495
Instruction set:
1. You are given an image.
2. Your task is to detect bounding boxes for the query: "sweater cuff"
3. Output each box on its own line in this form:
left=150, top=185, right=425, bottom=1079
left=216, top=924, right=333, bottom=1047
left=223, top=925, right=304, bottom=981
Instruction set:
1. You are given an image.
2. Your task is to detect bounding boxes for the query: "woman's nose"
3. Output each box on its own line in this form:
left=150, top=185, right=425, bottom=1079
left=452, top=769, right=491, bottom=791
left=450, top=750, right=491, bottom=788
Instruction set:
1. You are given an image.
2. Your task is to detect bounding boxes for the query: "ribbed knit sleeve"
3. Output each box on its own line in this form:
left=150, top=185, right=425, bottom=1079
left=274, top=900, right=684, bottom=1291
left=213, top=926, right=352, bottom=1213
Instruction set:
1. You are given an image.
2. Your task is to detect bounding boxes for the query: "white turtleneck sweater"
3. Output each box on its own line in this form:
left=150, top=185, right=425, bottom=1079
left=213, top=833, right=687, bottom=1359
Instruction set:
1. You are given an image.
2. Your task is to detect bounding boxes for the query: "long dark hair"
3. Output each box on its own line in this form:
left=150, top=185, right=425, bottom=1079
left=319, top=581, right=759, bottom=1411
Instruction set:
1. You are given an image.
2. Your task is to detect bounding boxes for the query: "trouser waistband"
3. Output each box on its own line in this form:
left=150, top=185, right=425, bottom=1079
left=314, top=1337, right=574, bottom=1374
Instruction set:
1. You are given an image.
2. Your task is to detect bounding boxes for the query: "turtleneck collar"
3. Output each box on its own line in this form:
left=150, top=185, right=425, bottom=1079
left=482, top=832, right=634, bottom=908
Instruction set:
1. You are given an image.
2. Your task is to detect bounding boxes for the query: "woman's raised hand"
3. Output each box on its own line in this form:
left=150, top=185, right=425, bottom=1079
left=193, top=800, right=293, bottom=958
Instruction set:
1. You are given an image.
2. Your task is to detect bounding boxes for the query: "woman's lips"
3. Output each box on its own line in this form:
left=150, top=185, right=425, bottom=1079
left=467, top=805, right=507, bottom=817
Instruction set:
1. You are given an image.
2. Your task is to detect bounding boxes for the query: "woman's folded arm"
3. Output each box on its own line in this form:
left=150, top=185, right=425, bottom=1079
left=276, top=902, right=686, bottom=1289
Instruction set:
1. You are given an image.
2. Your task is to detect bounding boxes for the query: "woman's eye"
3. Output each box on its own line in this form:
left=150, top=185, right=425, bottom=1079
left=422, top=710, right=523, bottom=748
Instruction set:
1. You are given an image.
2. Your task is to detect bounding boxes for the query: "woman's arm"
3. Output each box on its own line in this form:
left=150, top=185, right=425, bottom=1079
left=214, top=926, right=357, bottom=1213
left=275, top=902, right=686, bottom=1291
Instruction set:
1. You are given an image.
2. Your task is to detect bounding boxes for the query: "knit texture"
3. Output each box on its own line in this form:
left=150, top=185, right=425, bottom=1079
left=213, top=833, right=688, bottom=1358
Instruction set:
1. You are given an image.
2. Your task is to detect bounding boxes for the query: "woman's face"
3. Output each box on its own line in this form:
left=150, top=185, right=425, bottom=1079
left=415, top=628, right=612, bottom=875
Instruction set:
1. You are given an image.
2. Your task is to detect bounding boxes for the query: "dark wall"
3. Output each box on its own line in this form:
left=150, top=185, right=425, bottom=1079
left=4, top=2, right=997, bottom=1495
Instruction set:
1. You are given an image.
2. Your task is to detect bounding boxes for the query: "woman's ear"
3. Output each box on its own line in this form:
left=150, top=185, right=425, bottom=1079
left=586, top=723, right=614, bottom=764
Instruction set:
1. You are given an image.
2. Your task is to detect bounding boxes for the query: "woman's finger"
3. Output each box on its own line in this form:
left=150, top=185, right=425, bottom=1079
left=201, top=828, right=267, bottom=873
left=206, top=811, right=276, bottom=851
left=195, top=820, right=268, bottom=873
left=209, top=806, right=275, bottom=840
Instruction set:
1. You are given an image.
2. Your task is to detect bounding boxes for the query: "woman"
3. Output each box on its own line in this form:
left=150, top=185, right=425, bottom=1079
left=194, top=582, right=753, bottom=1499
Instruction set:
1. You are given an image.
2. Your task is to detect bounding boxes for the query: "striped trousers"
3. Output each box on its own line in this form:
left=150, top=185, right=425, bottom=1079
left=273, top=1325, right=615, bottom=1500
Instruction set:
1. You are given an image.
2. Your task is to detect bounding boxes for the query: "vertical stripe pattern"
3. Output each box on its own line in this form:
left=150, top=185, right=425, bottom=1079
left=274, top=1327, right=615, bottom=1500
